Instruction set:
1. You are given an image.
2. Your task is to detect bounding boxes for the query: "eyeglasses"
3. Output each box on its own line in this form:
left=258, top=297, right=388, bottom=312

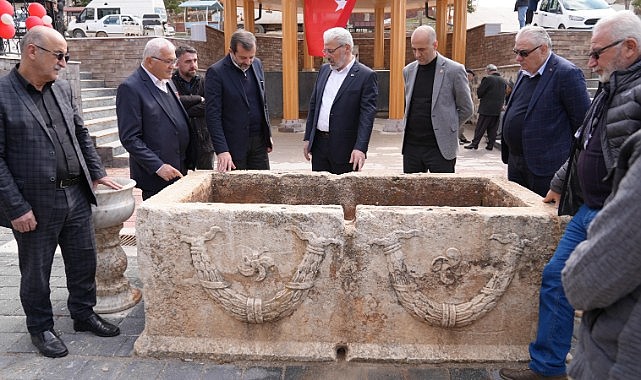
left=322, top=44, right=344, bottom=55
left=512, top=45, right=542, bottom=58
left=34, top=44, right=70, bottom=62
left=151, top=56, right=178, bottom=65
left=588, top=39, right=624, bottom=60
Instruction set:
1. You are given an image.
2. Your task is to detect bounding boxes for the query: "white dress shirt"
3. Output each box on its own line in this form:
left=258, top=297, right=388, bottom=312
left=316, top=58, right=356, bottom=132
left=141, top=64, right=169, bottom=93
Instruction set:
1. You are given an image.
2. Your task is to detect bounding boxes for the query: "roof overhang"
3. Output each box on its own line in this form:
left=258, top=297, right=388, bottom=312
left=180, top=0, right=224, bottom=11
left=228, top=0, right=455, bottom=13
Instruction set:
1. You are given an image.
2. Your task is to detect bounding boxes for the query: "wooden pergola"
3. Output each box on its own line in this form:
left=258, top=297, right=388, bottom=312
left=221, top=0, right=467, bottom=130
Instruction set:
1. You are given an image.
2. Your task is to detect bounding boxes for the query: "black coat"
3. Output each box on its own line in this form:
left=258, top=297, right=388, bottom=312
left=172, top=72, right=214, bottom=169
left=477, top=72, right=507, bottom=116
left=205, top=55, right=272, bottom=160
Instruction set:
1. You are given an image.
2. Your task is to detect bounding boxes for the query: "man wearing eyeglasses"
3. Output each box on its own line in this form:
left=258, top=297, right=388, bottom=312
left=303, top=27, right=378, bottom=175
left=117, top=37, right=193, bottom=200
left=0, top=26, right=122, bottom=358
left=500, top=12, right=641, bottom=380
left=205, top=29, right=272, bottom=173
left=501, top=26, right=590, bottom=198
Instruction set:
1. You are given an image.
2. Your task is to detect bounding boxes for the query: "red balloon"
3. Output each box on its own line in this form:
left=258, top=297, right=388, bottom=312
left=0, top=22, right=15, bottom=39
left=27, top=3, right=46, bottom=18
left=0, top=0, right=13, bottom=17
left=25, top=15, right=44, bottom=30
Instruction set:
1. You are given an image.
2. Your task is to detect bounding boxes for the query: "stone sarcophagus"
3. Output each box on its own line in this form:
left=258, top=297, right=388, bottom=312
left=134, top=171, right=565, bottom=362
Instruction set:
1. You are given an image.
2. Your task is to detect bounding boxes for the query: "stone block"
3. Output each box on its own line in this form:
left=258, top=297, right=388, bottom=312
left=134, top=171, right=565, bottom=363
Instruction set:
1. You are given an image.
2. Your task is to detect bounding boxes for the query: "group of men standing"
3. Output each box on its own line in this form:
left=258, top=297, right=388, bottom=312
left=0, top=11, right=640, bottom=377
left=117, top=30, right=273, bottom=200
left=120, top=23, right=476, bottom=189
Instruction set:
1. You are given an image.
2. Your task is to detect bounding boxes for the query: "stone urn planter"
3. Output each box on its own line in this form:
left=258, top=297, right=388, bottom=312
left=92, top=177, right=142, bottom=313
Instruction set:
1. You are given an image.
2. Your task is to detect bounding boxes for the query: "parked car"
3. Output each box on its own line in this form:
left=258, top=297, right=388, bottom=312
left=141, top=13, right=174, bottom=36
left=532, top=0, right=615, bottom=29
left=67, top=0, right=165, bottom=38
left=141, top=13, right=162, bottom=28
left=164, top=23, right=175, bottom=36
left=90, top=14, right=143, bottom=37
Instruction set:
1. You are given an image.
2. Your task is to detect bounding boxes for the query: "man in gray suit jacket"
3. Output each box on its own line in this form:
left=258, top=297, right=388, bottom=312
left=402, top=25, right=473, bottom=173
left=0, top=26, right=121, bottom=358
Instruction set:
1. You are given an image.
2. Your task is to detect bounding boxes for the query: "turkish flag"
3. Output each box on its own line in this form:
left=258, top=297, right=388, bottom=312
left=304, top=0, right=357, bottom=57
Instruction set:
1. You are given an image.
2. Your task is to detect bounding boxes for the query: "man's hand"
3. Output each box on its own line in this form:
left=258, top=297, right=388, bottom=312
left=303, top=141, right=311, bottom=161
left=157, top=164, right=184, bottom=181
left=216, top=152, right=236, bottom=172
left=93, top=176, right=123, bottom=190
left=350, top=149, right=366, bottom=171
left=542, top=190, right=561, bottom=206
left=11, top=210, right=37, bottom=233
left=267, top=138, right=274, bottom=154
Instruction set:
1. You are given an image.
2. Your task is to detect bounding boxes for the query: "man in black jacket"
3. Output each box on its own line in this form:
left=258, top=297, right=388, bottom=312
left=172, top=45, right=214, bottom=169
left=465, top=64, right=507, bottom=151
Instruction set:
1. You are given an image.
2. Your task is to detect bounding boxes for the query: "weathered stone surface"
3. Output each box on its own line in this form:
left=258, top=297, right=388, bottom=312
left=135, top=171, right=565, bottom=363
left=92, top=177, right=141, bottom=313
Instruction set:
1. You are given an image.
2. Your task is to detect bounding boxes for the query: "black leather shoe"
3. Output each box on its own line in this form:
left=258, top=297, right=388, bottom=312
left=464, top=144, right=478, bottom=150
left=73, top=313, right=120, bottom=337
left=486, top=146, right=494, bottom=151
left=459, top=137, right=471, bottom=144
left=31, top=329, right=68, bottom=358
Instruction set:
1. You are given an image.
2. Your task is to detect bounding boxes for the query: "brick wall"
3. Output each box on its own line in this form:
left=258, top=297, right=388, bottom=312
left=66, top=27, right=226, bottom=88
left=67, top=25, right=593, bottom=81
left=65, top=25, right=593, bottom=117
left=465, top=25, right=592, bottom=78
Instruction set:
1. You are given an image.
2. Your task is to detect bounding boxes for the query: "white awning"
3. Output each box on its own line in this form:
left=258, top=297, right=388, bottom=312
left=178, top=0, right=223, bottom=11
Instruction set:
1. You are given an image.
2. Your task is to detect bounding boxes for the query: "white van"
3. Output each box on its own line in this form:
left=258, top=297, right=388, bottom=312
left=532, top=0, right=615, bottom=29
left=67, top=0, right=166, bottom=38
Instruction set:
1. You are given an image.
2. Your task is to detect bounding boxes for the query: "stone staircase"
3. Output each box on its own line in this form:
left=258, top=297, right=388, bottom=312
left=79, top=72, right=128, bottom=168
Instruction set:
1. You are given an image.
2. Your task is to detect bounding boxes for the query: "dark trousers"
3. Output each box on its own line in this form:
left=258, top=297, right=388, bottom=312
left=403, top=144, right=456, bottom=173
left=311, top=134, right=353, bottom=175
left=141, top=176, right=181, bottom=201
left=196, top=152, right=214, bottom=170
left=526, top=9, right=534, bottom=24
left=234, top=135, right=270, bottom=171
left=470, top=114, right=500, bottom=149
left=507, top=153, right=552, bottom=197
left=14, top=184, right=97, bottom=334
left=142, top=190, right=155, bottom=201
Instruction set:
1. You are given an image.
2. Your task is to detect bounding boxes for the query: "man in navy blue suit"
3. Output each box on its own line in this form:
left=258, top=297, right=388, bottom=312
left=205, top=30, right=272, bottom=173
left=303, top=27, right=378, bottom=175
left=501, top=26, right=590, bottom=197
left=117, top=38, right=192, bottom=200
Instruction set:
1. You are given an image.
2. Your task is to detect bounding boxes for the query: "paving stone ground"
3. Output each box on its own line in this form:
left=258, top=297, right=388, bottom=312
left=0, top=123, right=540, bottom=379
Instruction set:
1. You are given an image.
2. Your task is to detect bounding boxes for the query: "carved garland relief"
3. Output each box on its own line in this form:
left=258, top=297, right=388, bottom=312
left=183, top=225, right=527, bottom=328
left=372, top=231, right=528, bottom=328
left=182, top=226, right=339, bottom=324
